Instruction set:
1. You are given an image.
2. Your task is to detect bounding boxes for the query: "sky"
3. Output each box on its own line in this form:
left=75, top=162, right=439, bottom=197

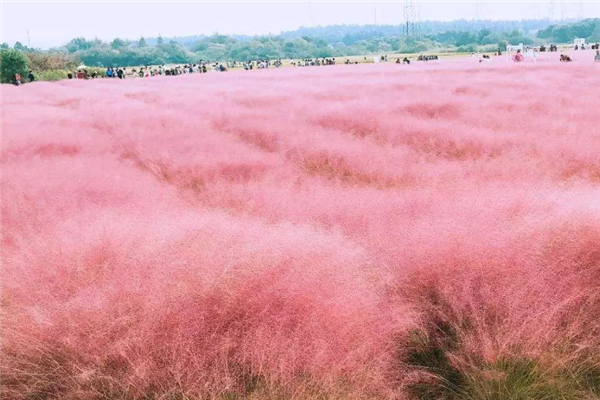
left=2, top=1, right=599, bottom=49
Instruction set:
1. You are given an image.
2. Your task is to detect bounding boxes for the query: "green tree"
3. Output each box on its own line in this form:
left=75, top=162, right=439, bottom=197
left=587, top=23, right=600, bottom=42
left=111, top=38, right=128, bottom=49
left=1, top=43, right=9, bottom=49
left=0, top=49, right=29, bottom=83
left=66, top=37, right=95, bottom=53
left=455, top=32, right=478, bottom=46
left=138, top=37, right=148, bottom=47
left=536, top=19, right=600, bottom=43
left=157, top=35, right=164, bottom=45
left=13, top=42, right=26, bottom=51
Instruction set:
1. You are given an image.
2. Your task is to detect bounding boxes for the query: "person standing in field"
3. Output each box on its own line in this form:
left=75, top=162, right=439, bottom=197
left=595, top=50, right=600, bottom=62
left=27, top=70, right=35, bottom=82
left=117, top=68, right=124, bottom=79
left=12, top=73, right=22, bottom=86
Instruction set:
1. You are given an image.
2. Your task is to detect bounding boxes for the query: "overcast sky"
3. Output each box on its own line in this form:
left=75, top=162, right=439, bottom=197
left=2, top=1, right=599, bottom=49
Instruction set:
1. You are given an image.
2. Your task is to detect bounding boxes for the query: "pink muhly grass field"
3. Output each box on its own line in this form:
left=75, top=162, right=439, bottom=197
left=1, top=56, right=600, bottom=399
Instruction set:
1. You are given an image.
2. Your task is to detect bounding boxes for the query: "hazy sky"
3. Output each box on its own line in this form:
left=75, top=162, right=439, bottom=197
left=2, top=1, right=599, bottom=49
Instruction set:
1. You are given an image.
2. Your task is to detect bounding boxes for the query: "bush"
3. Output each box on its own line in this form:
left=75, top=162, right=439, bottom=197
left=0, top=49, right=28, bottom=83
left=24, top=52, right=77, bottom=71
left=478, top=44, right=500, bottom=53
left=456, top=44, right=477, bottom=53
left=34, top=70, right=69, bottom=81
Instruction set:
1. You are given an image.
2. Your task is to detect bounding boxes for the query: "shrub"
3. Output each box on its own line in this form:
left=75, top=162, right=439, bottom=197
left=24, top=52, right=77, bottom=71
left=34, top=69, right=69, bottom=81
left=0, top=49, right=28, bottom=83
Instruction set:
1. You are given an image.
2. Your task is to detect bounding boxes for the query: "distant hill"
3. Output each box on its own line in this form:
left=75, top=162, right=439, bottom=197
left=149, top=19, right=569, bottom=48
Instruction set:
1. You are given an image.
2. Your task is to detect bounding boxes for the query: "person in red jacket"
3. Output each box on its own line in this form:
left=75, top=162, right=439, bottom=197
left=513, top=50, right=525, bottom=62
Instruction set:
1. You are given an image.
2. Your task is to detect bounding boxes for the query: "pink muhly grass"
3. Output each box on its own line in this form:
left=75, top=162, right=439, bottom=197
left=1, top=56, right=599, bottom=399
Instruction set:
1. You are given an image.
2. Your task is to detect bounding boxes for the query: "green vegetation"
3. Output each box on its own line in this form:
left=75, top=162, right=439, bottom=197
left=403, top=329, right=600, bottom=400
left=401, top=285, right=600, bottom=400
left=33, top=69, right=69, bottom=81
left=0, top=49, right=28, bottom=83
left=538, top=18, right=600, bottom=43
left=2, top=18, right=599, bottom=82
left=55, top=25, right=542, bottom=67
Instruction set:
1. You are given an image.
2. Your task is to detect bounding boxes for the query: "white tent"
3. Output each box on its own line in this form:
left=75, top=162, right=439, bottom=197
left=77, top=65, right=87, bottom=70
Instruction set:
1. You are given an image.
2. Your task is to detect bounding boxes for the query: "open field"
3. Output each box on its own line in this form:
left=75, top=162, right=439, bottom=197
left=101, top=45, right=577, bottom=70
left=28, top=44, right=580, bottom=80
left=2, top=56, right=600, bottom=399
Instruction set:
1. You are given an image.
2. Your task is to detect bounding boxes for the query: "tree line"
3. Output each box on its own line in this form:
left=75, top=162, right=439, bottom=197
left=1, top=18, right=599, bottom=81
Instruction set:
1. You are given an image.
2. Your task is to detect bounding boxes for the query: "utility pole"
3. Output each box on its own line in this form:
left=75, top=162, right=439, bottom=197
left=559, top=0, right=566, bottom=21
left=474, top=2, right=482, bottom=21
left=577, top=1, right=584, bottom=20
left=373, top=2, right=377, bottom=26
left=27, top=29, right=31, bottom=48
left=403, top=0, right=417, bottom=37
left=532, top=3, right=541, bottom=20
left=417, top=4, right=421, bottom=36
left=548, top=0, right=555, bottom=20
left=474, top=1, right=487, bottom=27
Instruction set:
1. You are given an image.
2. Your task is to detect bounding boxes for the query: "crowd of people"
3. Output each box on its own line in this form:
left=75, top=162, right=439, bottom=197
left=539, top=44, right=559, bottom=52
left=574, top=43, right=600, bottom=50
left=290, top=58, right=338, bottom=66
left=67, top=63, right=219, bottom=80
left=417, top=54, right=440, bottom=61
left=9, top=45, right=600, bottom=86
